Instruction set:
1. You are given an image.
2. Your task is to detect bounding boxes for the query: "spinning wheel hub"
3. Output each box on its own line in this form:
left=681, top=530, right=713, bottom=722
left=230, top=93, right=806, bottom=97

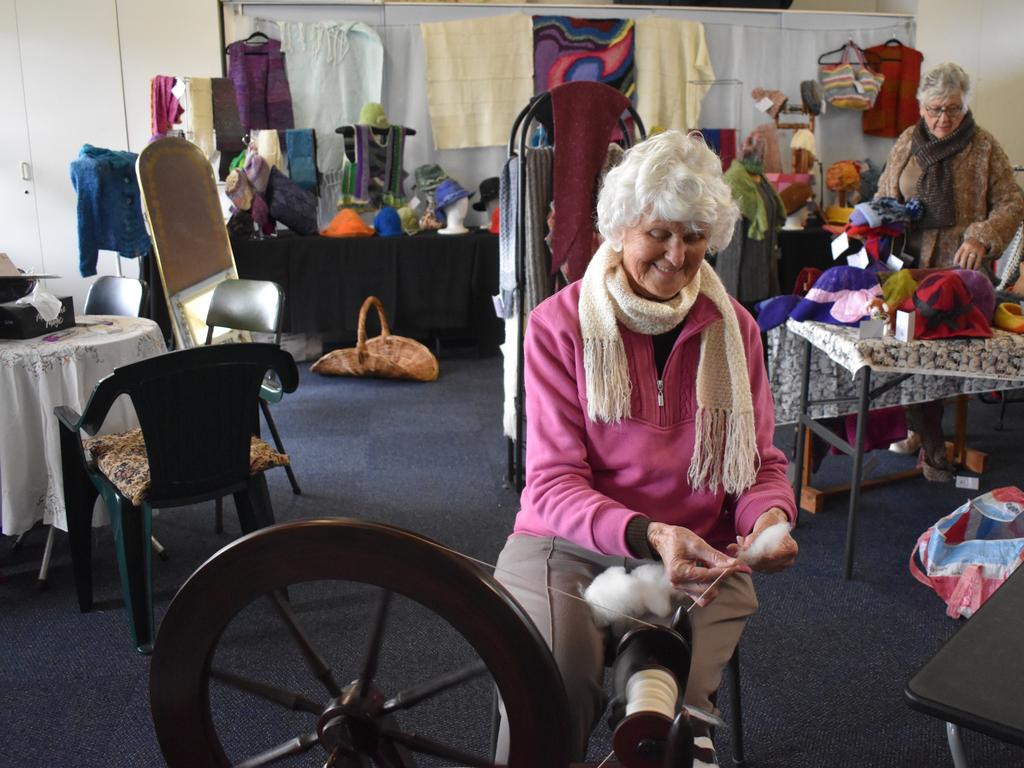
left=317, top=683, right=387, bottom=754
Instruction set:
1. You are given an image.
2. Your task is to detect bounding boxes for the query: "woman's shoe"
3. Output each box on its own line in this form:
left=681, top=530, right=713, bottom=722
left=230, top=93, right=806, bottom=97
left=920, top=450, right=955, bottom=483
left=889, top=430, right=922, bottom=454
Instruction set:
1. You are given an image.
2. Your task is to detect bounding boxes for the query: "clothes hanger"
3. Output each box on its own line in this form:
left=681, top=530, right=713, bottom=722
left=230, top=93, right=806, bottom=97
left=884, top=37, right=904, bottom=46
left=225, top=31, right=270, bottom=55
left=818, top=40, right=881, bottom=68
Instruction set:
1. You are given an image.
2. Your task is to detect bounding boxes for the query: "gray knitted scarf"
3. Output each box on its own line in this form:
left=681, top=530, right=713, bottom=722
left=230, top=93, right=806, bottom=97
left=911, top=110, right=976, bottom=230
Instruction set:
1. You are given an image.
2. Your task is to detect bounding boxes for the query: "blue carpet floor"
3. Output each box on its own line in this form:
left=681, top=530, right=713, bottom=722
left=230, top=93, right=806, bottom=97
left=2, top=354, right=1023, bottom=767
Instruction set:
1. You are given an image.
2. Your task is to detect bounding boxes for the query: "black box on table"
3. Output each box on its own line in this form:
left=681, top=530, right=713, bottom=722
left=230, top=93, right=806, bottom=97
left=0, top=296, right=75, bottom=339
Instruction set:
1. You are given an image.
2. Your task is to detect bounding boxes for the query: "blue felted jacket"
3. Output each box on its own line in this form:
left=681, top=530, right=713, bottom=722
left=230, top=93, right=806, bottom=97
left=69, top=145, right=152, bottom=277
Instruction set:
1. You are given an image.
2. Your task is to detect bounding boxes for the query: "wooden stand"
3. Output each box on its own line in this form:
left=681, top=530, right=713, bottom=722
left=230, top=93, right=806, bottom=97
left=799, top=395, right=988, bottom=514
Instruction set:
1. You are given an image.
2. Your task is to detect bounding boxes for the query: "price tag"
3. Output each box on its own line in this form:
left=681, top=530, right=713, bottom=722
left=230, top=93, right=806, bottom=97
left=955, top=475, right=980, bottom=490
left=754, top=97, right=775, bottom=113
left=831, top=232, right=850, bottom=260
left=847, top=249, right=870, bottom=269
left=409, top=195, right=421, bottom=211
left=886, top=255, right=905, bottom=271
left=895, top=310, right=916, bottom=342
left=858, top=319, right=885, bottom=339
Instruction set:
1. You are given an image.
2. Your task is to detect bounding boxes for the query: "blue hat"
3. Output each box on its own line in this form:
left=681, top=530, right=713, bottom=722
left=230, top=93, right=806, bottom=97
left=790, top=266, right=882, bottom=327
left=373, top=206, right=403, bottom=237
left=434, top=178, right=473, bottom=211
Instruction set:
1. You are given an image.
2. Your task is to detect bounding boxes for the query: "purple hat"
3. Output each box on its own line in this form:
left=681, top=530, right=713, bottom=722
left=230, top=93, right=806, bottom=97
left=755, top=295, right=802, bottom=332
left=434, top=178, right=472, bottom=211
left=954, top=269, right=997, bottom=322
left=790, top=265, right=882, bottom=326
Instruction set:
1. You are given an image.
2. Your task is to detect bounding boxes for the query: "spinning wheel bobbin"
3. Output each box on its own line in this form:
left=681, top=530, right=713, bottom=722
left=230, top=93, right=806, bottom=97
left=610, top=611, right=695, bottom=768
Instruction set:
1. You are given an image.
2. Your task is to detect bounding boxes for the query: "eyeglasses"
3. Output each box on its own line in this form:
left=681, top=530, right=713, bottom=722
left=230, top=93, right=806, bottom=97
left=924, top=104, right=964, bottom=118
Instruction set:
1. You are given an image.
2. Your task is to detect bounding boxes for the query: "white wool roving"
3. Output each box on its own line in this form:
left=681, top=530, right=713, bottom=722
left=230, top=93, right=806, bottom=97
left=584, top=564, right=678, bottom=632
left=737, top=521, right=792, bottom=565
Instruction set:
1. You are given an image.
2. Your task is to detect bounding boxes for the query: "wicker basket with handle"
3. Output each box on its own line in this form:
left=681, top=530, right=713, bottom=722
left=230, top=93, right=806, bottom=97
left=310, top=296, right=439, bottom=382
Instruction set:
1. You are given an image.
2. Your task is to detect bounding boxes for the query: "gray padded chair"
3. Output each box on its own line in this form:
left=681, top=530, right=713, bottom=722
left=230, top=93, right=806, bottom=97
left=205, top=279, right=301, bottom=532
left=85, top=275, right=149, bottom=317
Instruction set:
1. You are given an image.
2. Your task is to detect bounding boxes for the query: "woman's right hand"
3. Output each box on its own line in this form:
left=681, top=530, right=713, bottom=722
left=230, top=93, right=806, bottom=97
left=647, top=522, right=750, bottom=607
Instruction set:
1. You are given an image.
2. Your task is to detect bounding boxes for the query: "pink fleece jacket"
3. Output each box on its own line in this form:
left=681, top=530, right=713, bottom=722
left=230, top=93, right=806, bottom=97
left=513, top=281, right=796, bottom=557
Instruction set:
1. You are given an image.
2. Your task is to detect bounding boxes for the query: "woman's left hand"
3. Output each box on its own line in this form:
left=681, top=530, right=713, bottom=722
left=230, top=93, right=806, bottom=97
left=728, top=507, right=798, bottom=573
left=953, top=238, right=987, bottom=270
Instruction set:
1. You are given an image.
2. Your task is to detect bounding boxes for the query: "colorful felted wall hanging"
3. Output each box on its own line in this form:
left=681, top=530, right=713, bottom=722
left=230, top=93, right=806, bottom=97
left=533, top=16, right=636, bottom=102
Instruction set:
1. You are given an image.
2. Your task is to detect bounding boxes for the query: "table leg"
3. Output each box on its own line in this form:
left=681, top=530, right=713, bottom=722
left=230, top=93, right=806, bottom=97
left=843, top=367, right=872, bottom=580
left=792, top=338, right=812, bottom=522
left=946, top=722, right=970, bottom=768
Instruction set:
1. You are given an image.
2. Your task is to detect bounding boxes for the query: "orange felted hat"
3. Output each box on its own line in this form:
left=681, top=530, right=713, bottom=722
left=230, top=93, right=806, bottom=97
left=994, top=302, right=1024, bottom=333
left=321, top=208, right=375, bottom=238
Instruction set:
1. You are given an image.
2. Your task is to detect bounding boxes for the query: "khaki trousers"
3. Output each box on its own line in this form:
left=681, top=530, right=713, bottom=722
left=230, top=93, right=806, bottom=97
left=493, top=533, right=757, bottom=761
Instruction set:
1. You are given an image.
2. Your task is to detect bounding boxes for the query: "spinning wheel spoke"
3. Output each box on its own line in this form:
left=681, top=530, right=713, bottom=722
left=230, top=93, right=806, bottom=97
left=356, top=588, right=393, bottom=698
left=232, top=731, right=319, bottom=768
left=381, top=660, right=489, bottom=713
left=268, top=589, right=342, bottom=697
left=381, top=727, right=494, bottom=768
left=210, top=667, right=323, bottom=715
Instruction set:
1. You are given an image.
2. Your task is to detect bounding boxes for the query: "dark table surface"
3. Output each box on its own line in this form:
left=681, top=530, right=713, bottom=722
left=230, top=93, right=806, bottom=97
left=905, top=566, right=1024, bottom=747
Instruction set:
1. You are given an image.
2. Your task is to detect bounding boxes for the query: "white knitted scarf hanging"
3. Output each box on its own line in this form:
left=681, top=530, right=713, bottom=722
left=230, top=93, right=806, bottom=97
left=578, top=241, right=759, bottom=494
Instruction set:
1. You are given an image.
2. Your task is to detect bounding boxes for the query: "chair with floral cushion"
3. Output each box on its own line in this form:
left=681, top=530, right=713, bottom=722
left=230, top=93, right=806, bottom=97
left=55, top=343, right=298, bottom=653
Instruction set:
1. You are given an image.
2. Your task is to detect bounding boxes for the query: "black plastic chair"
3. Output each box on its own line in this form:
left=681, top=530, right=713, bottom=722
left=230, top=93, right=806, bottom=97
left=84, top=275, right=149, bottom=316
left=55, top=343, right=299, bottom=653
left=204, top=279, right=301, bottom=534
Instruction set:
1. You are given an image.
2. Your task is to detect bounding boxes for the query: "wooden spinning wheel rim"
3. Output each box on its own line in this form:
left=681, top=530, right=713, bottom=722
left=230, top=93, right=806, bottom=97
left=149, top=518, right=573, bottom=768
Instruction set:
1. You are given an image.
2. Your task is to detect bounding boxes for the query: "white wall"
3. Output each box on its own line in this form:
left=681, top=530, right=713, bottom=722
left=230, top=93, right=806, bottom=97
left=915, top=0, right=1024, bottom=165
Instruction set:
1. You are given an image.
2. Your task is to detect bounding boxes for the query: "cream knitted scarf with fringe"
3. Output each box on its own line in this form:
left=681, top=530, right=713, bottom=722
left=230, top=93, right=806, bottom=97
left=578, top=241, right=759, bottom=494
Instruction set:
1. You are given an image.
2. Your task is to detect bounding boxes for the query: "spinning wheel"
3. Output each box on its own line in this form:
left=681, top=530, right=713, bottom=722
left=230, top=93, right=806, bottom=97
left=150, top=519, right=573, bottom=768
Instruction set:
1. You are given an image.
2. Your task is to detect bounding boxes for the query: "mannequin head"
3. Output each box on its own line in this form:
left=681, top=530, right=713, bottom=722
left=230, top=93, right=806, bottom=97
left=439, top=196, right=470, bottom=235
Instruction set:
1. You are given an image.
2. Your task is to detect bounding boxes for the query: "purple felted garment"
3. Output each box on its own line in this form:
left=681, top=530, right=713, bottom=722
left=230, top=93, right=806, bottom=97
left=150, top=76, right=183, bottom=139
left=227, top=38, right=294, bottom=133
left=790, top=265, right=881, bottom=326
left=550, top=81, right=630, bottom=282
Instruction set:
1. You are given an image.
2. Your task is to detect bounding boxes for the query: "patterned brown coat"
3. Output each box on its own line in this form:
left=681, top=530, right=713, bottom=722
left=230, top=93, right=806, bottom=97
left=877, top=123, right=1023, bottom=268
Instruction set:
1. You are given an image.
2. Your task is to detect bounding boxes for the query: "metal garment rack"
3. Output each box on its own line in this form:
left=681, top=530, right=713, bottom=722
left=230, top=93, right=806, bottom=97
left=505, top=91, right=646, bottom=491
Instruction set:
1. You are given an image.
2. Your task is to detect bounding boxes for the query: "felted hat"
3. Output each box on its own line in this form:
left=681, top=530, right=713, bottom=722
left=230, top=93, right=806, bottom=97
left=419, top=201, right=445, bottom=231
left=434, top=178, right=472, bottom=211
left=790, top=265, right=883, bottom=326
left=472, top=177, right=500, bottom=212
left=780, top=182, right=814, bottom=216
left=954, top=269, right=997, bottom=321
left=244, top=152, right=271, bottom=194
left=373, top=206, right=403, bottom=237
left=826, top=161, right=861, bottom=193
left=800, top=80, right=824, bottom=115
left=321, top=208, right=375, bottom=238
left=397, top=206, right=420, bottom=235
left=994, top=302, right=1024, bottom=333
left=751, top=87, right=788, bottom=119
left=755, top=294, right=802, bottom=332
left=413, top=164, right=448, bottom=194
left=489, top=206, right=500, bottom=235
left=849, top=197, right=923, bottom=229
left=880, top=269, right=918, bottom=310
left=358, top=102, right=389, bottom=129
left=897, top=272, right=993, bottom=340
left=792, top=267, right=823, bottom=296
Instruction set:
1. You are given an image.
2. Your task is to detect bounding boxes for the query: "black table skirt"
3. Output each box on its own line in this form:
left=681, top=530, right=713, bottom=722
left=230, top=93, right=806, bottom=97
left=231, top=230, right=502, bottom=355
left=777, top=228, right=835, bottom=295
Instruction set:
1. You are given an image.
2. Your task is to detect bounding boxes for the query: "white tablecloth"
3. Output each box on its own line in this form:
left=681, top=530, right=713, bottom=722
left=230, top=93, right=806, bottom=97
left=768, top=319, right=1024, bottom=424
left=0, top=316, right=167, bottom=535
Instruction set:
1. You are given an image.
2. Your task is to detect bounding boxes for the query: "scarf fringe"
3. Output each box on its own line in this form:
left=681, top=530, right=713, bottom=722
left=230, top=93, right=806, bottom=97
left=585, top=338, right=632, bottom=423
left=688, top=407, right=760, bottom=495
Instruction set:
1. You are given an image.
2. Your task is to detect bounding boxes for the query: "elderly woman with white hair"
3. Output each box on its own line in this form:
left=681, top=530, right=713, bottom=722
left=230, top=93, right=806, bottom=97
left=494, top=130, right=797, bottom=765
left=879, top=62, right=1024, bottom=479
